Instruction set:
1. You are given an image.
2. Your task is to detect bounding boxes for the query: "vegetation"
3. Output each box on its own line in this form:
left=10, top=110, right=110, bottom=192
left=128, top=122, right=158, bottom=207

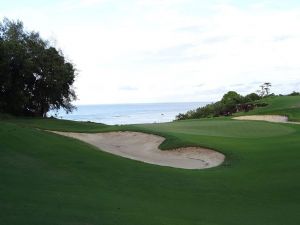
left=0, top=18, right=76, bottom=117
left=176, top=91, right=263, bottom=120
left=176, top=83, right=300, bottom=121
left=257, top=82, right=272, bottom=97
left=0, top=96, right=300, bottom=225
left=236, top=95, right=300, bottom=122
left=288, top=91, right=300, bottom=96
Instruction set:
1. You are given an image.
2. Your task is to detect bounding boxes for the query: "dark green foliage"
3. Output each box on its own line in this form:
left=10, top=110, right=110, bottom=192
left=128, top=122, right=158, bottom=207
left=244, top=92, right=261, bottom=102
left=0, top=18, right=76, bottom=117
left=288, top=91, right=300, bottom=96
left=176, top=91, right=263, bottom=120
left=220, top=91, right=244, bottom=114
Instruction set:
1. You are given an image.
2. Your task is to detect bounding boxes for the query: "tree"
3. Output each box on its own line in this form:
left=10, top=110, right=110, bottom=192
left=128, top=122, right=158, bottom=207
left=288, top=91, right=300, bottom=96
left=0, top=18, right=76, bottom=117
left=221, top=91, right=243, bottom=104
left=257, top=85, right=266, bottom=97
left=220, top=91, right=243, bottom=114
left=245, top=93, right=261, bottom=102
left=256, top=82, right=272, bottom=97
left=263, top=82, right=272, bottom=96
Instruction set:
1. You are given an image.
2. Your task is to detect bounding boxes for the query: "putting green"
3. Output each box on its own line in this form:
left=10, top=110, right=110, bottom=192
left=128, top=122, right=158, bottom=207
left=136, top=119, right=296, bottom=138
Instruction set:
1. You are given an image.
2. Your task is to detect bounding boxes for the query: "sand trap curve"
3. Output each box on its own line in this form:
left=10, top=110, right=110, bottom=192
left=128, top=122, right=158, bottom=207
left=52, top=131, right=225, bottom=169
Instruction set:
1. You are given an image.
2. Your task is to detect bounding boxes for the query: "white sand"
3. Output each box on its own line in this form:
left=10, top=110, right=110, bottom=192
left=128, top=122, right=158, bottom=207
left=233, top=115, right=289, bottom=123
left=51, top=131, right=225, bottom=169
left=233, top=115, right=300, bottom=125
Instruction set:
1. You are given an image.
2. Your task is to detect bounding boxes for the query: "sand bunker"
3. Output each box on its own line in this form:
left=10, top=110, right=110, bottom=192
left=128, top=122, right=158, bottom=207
left=233, top=115, right=300, bottom=125
left=51, top=131, right=225, bottom=169
left=233, top=115, right=289, bottom=123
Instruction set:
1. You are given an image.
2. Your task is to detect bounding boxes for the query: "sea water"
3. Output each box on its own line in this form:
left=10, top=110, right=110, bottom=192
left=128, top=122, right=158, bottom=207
left=50, top=102, right=206, bottom=125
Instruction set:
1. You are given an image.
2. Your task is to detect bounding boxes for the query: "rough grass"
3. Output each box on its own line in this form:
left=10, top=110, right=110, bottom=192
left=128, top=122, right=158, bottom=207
left=0, top=96, right=300, bottom=225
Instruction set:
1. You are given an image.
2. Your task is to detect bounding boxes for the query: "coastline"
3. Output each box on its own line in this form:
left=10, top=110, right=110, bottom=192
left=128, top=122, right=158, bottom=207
left=49, top=102, right=207, bottom=125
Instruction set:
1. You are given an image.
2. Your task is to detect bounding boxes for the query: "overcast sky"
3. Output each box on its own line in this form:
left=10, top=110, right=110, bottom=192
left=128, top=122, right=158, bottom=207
left=1, top=0, right=300, bottom=104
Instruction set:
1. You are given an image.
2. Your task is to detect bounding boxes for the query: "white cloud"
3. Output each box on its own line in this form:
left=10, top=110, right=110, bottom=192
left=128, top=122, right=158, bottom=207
left=1, top=1, right=300, bottom=104
left=58, top=0, right=109, bottom=11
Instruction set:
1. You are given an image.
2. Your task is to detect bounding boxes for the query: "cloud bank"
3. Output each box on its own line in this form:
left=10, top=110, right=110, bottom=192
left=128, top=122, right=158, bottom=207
left=1, top=0, right=300, bottom=104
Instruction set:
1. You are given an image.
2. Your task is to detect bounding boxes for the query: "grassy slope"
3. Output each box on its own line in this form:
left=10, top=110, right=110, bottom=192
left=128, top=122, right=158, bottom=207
left=235, top=95, right=300, bottom=121
left=0, top=96, right=300, bottom=225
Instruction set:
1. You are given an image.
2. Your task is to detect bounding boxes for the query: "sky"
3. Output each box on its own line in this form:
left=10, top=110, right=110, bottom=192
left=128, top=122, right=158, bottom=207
left=1, top=0, right=300, bottom=104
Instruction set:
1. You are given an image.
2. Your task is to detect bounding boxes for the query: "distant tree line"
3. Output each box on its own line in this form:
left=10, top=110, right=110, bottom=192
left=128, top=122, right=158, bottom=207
left=176, top=83, right=300, bottom=120
left=287, top=91, right=300, bottom=96
left=0, top=18, right=76, bottom=117
left=176, top=91, right=265, bottom=120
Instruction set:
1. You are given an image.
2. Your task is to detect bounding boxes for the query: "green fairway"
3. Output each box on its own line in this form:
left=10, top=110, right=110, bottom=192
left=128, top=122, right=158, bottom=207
left=136, top=119, right=295, bottom=138
left=1, top=96, right=300, bottom=225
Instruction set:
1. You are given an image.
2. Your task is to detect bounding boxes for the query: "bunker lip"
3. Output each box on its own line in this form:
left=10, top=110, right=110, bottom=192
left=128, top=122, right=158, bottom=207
left=51, top=131, right=225, bottom=170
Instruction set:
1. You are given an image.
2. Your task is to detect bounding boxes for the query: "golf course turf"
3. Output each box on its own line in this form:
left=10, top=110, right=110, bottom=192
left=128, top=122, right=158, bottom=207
left=0, top=96, right=300, bottom=225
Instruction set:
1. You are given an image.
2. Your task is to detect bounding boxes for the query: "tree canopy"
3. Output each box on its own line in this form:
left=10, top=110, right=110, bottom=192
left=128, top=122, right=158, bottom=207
left=0, top=18, right=76, bottom=117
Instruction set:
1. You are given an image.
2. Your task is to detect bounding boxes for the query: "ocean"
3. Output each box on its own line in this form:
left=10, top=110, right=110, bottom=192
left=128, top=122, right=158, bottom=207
left=50, top=102, right=206, bottom=125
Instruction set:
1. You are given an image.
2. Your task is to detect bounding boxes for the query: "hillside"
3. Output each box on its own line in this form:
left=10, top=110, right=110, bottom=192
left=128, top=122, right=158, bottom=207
left=235, top=95, right=300, bottom=121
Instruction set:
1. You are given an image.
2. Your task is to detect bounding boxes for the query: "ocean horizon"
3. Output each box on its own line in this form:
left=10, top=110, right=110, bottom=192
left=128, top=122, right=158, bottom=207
left=50, top=102, right=207, bottom=125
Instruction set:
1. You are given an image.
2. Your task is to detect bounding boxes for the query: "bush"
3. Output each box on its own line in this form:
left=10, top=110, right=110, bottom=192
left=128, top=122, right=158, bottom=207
left=176, top=91, right=266, bottom=120
left=288, top=91, right=300, bottom=96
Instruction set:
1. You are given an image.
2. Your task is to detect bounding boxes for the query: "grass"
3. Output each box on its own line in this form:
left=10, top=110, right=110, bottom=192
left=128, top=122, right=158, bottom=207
left=0, top=96, right=300, bottom=225
left=235, top=95, right=300, bottom=121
